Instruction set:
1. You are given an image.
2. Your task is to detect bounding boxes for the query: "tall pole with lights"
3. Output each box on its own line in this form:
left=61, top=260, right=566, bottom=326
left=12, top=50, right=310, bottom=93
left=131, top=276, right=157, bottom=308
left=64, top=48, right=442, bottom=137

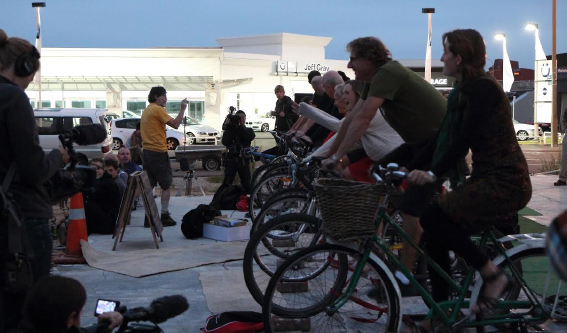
left=32, top=2, right=45, bottom=107
left=422, top=8, right=435, bottom=83
left=525, top=22, right=547, bottom=139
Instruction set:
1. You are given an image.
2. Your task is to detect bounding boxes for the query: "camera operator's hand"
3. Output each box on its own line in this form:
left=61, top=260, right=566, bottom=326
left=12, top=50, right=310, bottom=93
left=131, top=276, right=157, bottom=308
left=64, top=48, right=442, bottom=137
left=97, top=311, right=123, bottom=330
left=59, top=148, right=70, bottom=164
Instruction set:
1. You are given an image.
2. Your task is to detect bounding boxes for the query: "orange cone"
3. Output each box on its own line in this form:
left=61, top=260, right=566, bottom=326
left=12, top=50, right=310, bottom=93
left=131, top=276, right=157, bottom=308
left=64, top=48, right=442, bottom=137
left=66, top=192, right=88, bottom=257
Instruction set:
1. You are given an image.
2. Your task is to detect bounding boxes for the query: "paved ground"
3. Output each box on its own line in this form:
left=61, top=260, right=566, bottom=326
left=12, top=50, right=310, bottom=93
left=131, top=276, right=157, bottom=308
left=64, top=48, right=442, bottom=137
left=54, top=172, right=567, bottom=332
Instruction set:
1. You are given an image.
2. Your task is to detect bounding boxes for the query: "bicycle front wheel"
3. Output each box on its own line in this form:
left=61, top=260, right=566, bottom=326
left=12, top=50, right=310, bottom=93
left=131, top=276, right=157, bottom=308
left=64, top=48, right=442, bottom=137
left=243, top=213, right=322, bottom=307
left=263, top=243, right=401, bottom=332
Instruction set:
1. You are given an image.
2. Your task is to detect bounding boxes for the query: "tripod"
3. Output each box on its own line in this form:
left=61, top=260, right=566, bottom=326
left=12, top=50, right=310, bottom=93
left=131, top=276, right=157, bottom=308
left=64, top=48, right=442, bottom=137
left=176, top=163, right=206, bottom=197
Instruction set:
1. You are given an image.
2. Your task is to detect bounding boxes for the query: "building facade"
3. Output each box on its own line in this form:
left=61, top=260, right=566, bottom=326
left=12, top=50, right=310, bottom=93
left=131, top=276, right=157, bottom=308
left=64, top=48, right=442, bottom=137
left=27, top=33, right=452, bottom=129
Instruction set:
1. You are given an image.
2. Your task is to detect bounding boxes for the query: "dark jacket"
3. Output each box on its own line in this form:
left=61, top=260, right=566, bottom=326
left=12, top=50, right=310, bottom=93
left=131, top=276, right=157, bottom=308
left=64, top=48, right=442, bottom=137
left=222, top=124, right=255, bottom=157
left=83, top=173, right=122, bottom=234
left=274, top=95, right=298, bottom=132
left=0, top=75, right=64, bottom=219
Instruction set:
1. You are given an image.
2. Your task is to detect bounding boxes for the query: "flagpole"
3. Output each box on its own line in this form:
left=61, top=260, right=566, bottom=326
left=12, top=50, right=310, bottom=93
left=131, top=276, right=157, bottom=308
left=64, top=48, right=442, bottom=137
left=422, top=8, right=435, bottom=83
left=32, top=2, right=45, bottom=108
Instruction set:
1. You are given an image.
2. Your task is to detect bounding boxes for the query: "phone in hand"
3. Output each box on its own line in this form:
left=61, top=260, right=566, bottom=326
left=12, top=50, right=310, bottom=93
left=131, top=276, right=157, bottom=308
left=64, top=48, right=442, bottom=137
left=94, top=299, right=120, bottom=316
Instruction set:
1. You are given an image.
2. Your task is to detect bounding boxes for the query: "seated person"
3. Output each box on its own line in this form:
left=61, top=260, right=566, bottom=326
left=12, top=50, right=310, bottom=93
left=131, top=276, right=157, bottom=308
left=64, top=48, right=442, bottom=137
left=84, top=158, right=122, bottom=235
left=21, top=275, right=122, bottom=333
left=118, top=146, right=142, bottom=176
left=104, top=158, right=127, bottom=198
left=126, top=120, right=143, bottom=165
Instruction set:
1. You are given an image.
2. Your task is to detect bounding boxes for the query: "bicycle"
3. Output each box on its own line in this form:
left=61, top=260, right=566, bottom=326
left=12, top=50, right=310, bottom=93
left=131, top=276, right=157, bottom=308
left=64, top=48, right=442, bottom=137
left=261, top=164, right=563, bottom=332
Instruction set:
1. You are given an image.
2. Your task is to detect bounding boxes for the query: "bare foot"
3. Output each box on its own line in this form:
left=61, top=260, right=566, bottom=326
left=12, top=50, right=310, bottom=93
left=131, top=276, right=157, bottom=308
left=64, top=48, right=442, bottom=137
left=476, top=271, right=509, bottom=312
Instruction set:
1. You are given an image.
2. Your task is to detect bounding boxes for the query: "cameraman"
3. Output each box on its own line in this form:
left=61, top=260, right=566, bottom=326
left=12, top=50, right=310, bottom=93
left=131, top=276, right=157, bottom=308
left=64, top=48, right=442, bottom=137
left=222, top=110, right=255, bottom=194
left=0, top=29, right=70, bottom=332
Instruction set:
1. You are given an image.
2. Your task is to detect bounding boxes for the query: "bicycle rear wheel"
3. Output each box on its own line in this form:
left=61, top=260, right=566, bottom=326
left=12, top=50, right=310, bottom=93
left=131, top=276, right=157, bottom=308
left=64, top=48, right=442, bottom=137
left=263, top=243, right=401, bottom=332
left=243, top=214, right=322, bottom=307
left=249, top=172, right=294, bottom=221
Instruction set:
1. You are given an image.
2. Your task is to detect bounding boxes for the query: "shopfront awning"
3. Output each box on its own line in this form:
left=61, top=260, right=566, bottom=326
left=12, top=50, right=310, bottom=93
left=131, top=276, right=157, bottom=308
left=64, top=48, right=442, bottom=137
left=28, top=75, right=214, bottom=92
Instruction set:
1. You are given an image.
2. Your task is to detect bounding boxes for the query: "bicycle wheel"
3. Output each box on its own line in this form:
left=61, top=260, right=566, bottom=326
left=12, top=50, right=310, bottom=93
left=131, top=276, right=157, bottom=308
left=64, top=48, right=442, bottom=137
left=263, top=243, right=401, bottom=332
left=251, top=189, right=314, bottom=235
left=251, top=161, right=287, bottom=190
left=496, top=246, right=567, bottom=317
left=243, top=214, right=322, bottom=307
left=249, top=172, right=294, bottom=221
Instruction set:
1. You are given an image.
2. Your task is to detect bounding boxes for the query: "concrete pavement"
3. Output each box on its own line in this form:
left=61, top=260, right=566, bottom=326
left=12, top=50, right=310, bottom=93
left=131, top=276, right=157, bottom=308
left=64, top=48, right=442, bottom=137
left=55, top=174, right=567, bottom=332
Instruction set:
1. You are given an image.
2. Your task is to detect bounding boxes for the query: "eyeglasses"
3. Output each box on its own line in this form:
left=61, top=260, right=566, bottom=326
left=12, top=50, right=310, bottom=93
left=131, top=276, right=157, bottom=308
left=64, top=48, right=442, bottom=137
left=91, top=164, right=103, bottom=170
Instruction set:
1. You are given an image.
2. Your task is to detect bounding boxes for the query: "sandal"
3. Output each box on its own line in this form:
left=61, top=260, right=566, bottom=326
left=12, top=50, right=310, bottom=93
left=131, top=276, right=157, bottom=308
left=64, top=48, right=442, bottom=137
left=476, top=269, right=512, bottom=314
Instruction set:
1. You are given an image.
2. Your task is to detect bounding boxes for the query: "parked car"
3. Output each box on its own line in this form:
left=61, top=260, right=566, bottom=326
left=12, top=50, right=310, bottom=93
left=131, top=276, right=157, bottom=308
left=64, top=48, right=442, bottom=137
left=513, top=119, right=543, bottom=141
left=245, top=117, right=276, bottom=132
left=34, top=108, right=113, bottom=158
left=180, top=116, right=221, bottom=144
left=110, top=117, right=188, bottom=150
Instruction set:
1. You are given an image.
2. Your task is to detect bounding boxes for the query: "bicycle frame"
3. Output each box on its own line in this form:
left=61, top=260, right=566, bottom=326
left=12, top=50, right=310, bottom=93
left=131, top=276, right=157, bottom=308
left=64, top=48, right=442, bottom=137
left=325, top=173, right=550, bottom=329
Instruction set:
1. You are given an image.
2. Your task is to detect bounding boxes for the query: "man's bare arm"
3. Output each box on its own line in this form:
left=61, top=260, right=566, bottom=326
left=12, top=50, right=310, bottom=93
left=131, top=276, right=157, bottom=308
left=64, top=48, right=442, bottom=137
left=166, top=98, right=188, bottom=129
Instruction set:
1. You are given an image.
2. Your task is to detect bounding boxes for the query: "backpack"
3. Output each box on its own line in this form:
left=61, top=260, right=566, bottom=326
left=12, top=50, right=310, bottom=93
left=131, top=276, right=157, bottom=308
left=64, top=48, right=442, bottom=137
left=210, top=184, right=246, bottom=210
left=181, top=204, right=221, bottom=239
left=203, top=311, right=263, bottom=333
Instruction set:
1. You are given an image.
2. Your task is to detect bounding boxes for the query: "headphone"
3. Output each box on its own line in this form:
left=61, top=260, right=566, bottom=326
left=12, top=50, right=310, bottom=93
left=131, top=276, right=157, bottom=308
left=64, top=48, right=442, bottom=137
left=14, top=46, right=40, bottom=77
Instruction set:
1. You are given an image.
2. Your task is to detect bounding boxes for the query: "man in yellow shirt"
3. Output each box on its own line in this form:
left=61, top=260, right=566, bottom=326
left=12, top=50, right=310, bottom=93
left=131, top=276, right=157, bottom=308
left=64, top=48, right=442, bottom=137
left=140, top=86, right=188, bottom=226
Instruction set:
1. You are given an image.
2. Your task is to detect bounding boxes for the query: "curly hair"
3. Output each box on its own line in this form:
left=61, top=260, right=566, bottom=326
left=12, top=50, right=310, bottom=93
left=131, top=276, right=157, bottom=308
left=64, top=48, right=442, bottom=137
left=148, top=86, right=166, bottom=103
left=442, top=29, right=486, bottom=84
left=347, top=37, right=392, bottom=67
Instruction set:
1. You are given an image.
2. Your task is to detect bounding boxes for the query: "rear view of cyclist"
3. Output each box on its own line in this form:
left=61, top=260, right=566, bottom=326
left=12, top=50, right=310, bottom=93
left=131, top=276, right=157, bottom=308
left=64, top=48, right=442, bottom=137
left=405, top=29, right=531, bottom=330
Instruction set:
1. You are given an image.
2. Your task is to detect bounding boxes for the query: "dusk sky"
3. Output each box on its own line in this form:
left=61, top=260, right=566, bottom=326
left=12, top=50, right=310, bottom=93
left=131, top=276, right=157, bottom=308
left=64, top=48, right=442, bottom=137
left=2, top=0, right=566, bottom=70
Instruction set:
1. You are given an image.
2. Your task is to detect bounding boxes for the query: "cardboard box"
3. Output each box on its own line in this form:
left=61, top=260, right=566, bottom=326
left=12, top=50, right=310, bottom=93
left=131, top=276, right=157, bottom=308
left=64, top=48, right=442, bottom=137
left=213, top=216, right=247, bottom=227
left=203, top=223, right=250, bottom=242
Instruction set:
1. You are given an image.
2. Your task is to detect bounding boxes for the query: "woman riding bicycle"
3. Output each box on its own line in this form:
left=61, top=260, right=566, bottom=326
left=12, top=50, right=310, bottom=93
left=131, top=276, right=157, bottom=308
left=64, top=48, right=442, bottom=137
left=405, top=29, right=532, bottom=330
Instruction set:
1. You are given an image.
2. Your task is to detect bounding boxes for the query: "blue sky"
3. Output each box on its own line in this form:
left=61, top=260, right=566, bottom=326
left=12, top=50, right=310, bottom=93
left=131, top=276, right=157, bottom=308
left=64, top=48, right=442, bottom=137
left=2, top=0, right=565, bottom=70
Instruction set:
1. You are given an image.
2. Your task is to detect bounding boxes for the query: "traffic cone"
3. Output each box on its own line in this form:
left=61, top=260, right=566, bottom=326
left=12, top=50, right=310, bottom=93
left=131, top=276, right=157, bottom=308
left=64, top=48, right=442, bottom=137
left=66, top=192, right=88, bottom=257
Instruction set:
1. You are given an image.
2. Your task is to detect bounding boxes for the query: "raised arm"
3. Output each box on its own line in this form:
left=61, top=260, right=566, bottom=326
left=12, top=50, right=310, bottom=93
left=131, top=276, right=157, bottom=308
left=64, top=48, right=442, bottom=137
left=166, top=98, right=188, bottom=129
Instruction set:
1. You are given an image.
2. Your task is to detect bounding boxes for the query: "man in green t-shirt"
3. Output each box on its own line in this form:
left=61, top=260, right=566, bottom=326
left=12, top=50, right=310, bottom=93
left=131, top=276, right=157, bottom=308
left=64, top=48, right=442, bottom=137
left=324, top=37, right=447, bottom=282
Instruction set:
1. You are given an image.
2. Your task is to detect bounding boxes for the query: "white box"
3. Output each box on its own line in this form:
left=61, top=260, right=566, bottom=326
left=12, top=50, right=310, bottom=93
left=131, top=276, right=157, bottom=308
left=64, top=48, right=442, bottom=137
left=203, top=223, right=250, bottom=242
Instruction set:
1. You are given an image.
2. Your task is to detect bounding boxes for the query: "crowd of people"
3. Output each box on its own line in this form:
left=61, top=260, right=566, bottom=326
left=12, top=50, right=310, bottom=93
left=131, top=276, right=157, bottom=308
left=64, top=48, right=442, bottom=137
left=2, top=23, right=566, bottom=332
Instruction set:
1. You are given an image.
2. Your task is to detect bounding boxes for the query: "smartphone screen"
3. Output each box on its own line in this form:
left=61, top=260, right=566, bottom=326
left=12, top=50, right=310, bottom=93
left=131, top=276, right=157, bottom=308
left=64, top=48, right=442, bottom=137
left=94, top=299, right=120, bottom=316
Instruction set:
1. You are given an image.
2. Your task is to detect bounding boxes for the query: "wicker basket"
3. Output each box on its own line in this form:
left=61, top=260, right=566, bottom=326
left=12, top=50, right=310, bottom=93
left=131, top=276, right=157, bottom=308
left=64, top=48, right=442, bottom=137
left=313, top=178, right=384, bottom=241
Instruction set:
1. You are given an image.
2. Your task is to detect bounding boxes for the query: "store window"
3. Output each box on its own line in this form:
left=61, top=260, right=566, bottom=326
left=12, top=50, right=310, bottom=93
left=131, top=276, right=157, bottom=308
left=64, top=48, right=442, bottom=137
left=189, top=101, right=204, bottom=121
left=41, top=101, right=51, bottom=108
left=127, top=101, right=146, bottom=116
left=55, top=101, right=64, bottom=108
left=95, top=100, right=106, bottom=109
left=72, top=101, right=91, bottom=108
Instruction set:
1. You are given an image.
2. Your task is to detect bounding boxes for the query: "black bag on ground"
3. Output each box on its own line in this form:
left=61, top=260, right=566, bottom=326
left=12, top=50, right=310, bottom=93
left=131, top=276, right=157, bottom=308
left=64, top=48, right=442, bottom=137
left=203, top=311, right=263, bottom=332
left=210, top=184, right=246, bottom=210
left=181, top=204, right=221, bottom=239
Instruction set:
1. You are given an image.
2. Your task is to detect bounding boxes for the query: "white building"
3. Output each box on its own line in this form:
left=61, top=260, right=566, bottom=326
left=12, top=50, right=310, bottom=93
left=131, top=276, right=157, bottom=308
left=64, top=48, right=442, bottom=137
left=27, top=33, right=450, bottom=129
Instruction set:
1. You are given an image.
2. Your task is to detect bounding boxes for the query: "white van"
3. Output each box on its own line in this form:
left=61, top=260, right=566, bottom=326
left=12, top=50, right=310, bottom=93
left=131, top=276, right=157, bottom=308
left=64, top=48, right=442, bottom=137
left=34, top=108, right=113, bottom=158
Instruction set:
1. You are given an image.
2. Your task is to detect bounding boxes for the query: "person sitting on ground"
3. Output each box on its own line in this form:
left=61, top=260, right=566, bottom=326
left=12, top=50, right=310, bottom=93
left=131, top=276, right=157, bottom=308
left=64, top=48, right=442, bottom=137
left=118, top=146, right=142, bottom=176
left=104, top=158, right=127, bottom=199
left=21, top=275, right=122, bottom=333
left=403, top=29, right=532, bottom=331
left=83, top=158, right=122, bottom=235
left=126, top=120, right=143, bottom=165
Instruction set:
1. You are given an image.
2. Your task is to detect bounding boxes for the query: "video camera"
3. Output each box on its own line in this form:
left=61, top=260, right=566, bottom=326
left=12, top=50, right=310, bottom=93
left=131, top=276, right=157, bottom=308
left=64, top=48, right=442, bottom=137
left=222, top=106, right=241, bottom=130
left=49, top=124, right=108, bottom=203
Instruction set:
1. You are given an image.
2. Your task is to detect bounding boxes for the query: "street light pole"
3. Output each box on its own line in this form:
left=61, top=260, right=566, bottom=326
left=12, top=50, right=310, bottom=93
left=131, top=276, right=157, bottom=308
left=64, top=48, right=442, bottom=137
left=494, top=33, right=514, bottom=93
left=422, top=8, right=435, bottom=83
left=525, top=22, right=543, bottom=138
left=32, top=2, right=45, bottom=108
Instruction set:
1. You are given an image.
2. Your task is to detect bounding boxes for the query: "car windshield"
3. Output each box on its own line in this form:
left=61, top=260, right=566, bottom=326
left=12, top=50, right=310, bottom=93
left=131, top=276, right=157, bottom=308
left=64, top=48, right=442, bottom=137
left=183, top=117, right=200, bottom=125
